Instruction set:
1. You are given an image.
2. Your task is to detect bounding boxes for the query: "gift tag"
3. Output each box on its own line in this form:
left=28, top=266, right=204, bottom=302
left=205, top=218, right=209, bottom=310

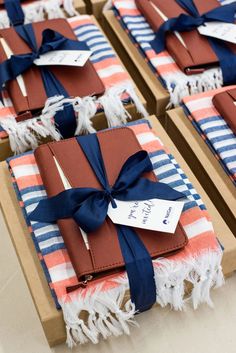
left=108, top=199, right=185, bottom=234
left=198, top=22, right=236, bottom=44
left=34, top=50, right=92, bottom=67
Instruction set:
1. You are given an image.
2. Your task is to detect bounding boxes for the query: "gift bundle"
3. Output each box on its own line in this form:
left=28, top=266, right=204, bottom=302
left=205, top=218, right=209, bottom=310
left=0, top=14, right=147, bottom=154
left=112, top=0, right=236, bottom=106
left=7, top=119, right=224, bottom=346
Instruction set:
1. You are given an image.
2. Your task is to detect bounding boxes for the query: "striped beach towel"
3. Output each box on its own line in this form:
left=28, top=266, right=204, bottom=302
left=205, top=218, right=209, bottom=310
left=7, top=119, right=223, bottom=347
left=0, top=15, right=146, bottom=154
left=112, top=0, right=231, bottom=107
left=0, top=0, right=78, bottom=28
left=182, top=86, right=236, bottom=186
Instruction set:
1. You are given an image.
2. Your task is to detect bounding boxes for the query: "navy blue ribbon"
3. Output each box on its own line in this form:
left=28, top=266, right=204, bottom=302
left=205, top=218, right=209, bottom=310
left=150, top=1, right=236, bottom=84
left=0, top=23, right=89, bottom=138
left=4, top=0, right=24, bottom=26
left=29, top=133, right=185, bottom=312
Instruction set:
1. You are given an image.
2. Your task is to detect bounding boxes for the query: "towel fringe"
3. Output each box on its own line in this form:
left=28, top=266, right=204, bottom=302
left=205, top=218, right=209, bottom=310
left=60, top=249, right=223, bottom=347
left=165, top=68, right=223, bottom=108
left=0, top=83, right=147, bottom=154
left=0, top=0, right=77, bottom=29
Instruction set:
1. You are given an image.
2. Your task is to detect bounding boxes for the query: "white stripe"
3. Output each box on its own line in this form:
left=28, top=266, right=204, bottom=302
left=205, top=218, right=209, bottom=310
left=131, top=29, right=154, bottom=36
left=13, top=164, right=39, bottom=178
left=77, top=31, right=102, bottom=41
left=40, top=236, right=64, bottom=250
left=207, top=128, right=233, bottom=139
left=151, top=56, right=175, bottom=66
left=124, top=16, right=146, bottom=24
left=49, top=262, right=76, bottom=282
left=136, top=35, right=155, bottom=42
left=86, top=37, right=107, bottom=46
left=21, top=190, right=47, bottom=202
left=201, top=119, right=227, bottom=130
left=97, top=65, right=125, bottom=78
left=214, top=138, right=236, bottom=149
left=155, top=163, right=176, bottom=176
left=184, top=218, right=213, bottom=239
left=185, top=96, right=213, bottom=111
left=91, top=43, right=111, bottom=52
left=34, top=224, right=59, bottom=237
left=228, top=161, right=236, bottom=170
left=128, top=23, right=150, bottom=29
left=74, top=25, right=97, bottom=35
left=161, top=173, right=182, bottom=184
left=221, top=149, right=236, bottom=159
left=115, top=1, right=136, bottom=9
left=91, top=50, right=114, bottom=61
left=150, top=154, right=169, bottom=164
left=136, top=132, right=155, bottom=145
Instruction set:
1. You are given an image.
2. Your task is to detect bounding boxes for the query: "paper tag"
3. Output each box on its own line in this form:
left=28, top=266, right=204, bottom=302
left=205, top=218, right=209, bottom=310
left=198, top=22, right=236, bottom=44
left=34, top=50, right=92, bottom=67
left=108, top=199, right=184, bottom=234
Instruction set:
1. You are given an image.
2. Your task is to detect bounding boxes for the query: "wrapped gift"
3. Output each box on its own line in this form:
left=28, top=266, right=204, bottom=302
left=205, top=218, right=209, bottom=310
left=7, top=119, right=224, bottom=346
left=136, top=0, right=236, bottom=76
left=213, top=88, right=236, bottom=135
left=0, top=18, right=105, bottom=119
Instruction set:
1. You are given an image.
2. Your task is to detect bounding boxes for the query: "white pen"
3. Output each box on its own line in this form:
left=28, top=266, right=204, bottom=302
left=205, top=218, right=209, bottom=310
left=53, top=156, right=90, bottom=250
left=150, top=1, right=187, bottom=49
left=0, top=37, right=27, bottom=97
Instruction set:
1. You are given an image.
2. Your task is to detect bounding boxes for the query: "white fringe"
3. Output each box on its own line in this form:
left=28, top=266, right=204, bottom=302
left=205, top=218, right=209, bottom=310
left=165, top=67, right=223, bottom=108
left=60, top=249, right=224, bottom=347
left=0, top=0, right=77, bottom=28
left=0, top=83, right=147, bottom=154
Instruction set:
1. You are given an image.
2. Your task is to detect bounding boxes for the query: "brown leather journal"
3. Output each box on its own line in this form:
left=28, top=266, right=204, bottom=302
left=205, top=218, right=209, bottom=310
left=136, top=0, right=236, bottom=74
left=34, top=127, right=188, bottom=284
left=212, top=88, right=236, bottom=135
left=0, top=18, right=105, bottom=119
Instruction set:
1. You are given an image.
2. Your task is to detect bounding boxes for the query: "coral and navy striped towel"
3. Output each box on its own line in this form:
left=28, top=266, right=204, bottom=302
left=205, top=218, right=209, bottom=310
left=112, top=0, right=231, bottom=107
left=182, top=86, right=236, bottom=186
left=7, top=119, right=223, bottom=347
left=0, top=15, right=147, bottom=154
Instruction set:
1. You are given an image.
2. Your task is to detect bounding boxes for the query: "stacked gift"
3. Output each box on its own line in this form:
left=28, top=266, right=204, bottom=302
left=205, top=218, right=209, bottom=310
left=111, top=0, right=236, bottom=107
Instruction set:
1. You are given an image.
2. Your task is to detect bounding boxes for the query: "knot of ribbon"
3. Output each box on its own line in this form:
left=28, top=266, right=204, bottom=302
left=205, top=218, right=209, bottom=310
left=30, top=133, right=185, bottom=312
left=151, top=1, right=236, bottom=54
left=0, top=23, right=89, bottom=137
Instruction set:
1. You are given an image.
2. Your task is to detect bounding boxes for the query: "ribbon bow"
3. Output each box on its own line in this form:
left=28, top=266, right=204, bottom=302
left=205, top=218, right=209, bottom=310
left=30, top=133, right=185, bottom=312
left=150, top=1, right=236, bottom=54
left=0, top=24, right=89, bottom=138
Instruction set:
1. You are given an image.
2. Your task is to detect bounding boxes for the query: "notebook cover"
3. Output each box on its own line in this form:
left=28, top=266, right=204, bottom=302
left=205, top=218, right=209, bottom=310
left=34, top=127, right=188, bottom=281
left=136, top=0, right=236, bottom=74
left=0, top=18, right=105, bottom=117
left=212, top=88, right=236, bottom=135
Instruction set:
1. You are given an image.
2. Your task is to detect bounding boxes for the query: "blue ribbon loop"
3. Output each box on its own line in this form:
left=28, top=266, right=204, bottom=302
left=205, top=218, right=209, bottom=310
left=4, top=0, right=24, bottom=26
left=0, top=23, right=89, bottom=138
left=29, top=133, right=185, bottom=312
left=150, top=1, right=236, bottom=84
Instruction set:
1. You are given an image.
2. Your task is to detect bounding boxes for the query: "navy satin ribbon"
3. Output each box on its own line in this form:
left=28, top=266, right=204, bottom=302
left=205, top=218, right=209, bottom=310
left=4, top=0, right=24, bottom=26
left=0, top=24, right=89, bottom=138
left=150, top=1, right=236, bottom=84
left=29, top=133, right=185, bottom=312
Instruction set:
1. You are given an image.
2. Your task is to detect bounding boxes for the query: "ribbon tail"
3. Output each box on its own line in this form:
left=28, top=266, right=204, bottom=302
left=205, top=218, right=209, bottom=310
left=117, top=225, right=156, bottom=312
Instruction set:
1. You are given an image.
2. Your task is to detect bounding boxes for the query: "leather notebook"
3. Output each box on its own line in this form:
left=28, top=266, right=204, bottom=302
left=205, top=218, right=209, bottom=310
left=136, top=0, right=236, bottom=75
left=212, top=88, right=236, bottom=135
left=0, top=18, right=105, bottom=120
left=34, top=127, right=188, bottom=284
